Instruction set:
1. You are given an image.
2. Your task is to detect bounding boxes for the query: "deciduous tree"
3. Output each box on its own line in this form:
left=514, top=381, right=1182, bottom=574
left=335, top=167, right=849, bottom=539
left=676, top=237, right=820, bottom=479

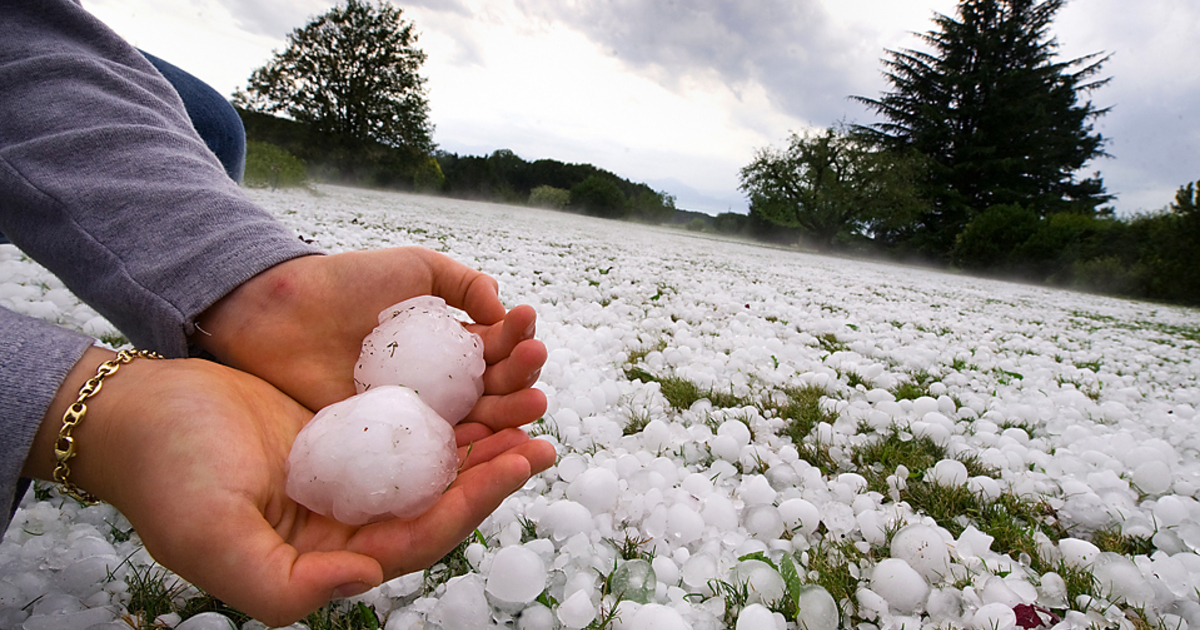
left=235, top=0, right=433, bottom=155
left=738, top=128, right=927, bottom=249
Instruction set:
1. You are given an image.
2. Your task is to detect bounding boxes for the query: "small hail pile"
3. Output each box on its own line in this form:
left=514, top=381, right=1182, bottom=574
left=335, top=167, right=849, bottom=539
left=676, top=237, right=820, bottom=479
left=285, top=296, right=486, bottom=525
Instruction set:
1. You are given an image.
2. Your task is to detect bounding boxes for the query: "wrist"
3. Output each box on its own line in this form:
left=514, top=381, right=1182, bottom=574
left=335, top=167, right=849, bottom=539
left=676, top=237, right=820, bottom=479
left=22, top=346, right=160, bottom=503
left=192, top=254, right=322, bottom=359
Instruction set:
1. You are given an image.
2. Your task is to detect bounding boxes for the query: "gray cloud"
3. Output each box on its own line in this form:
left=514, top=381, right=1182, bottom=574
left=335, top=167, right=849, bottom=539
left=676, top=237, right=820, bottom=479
left=211, top=0, right=470, bottom=40
left=511, top=0, right=1199, bottom=213
left=516, top=0, right=874, bottom=127
left=208, top=0, right=332, bottom=39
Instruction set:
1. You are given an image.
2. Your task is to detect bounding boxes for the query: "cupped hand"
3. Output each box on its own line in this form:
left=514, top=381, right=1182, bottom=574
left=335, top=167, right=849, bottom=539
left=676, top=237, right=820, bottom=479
left=194, top=247, right=548, bottom=432
left=37, top=348, right=556, bottom=627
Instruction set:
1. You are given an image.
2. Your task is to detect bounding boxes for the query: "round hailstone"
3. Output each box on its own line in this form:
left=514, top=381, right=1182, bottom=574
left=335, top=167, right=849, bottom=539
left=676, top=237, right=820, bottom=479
left=1058, top=538, right=1100, bottom=568
left=611, top=559, right=656, bottom=604
left=729, top=559, right=786, bottom=605
left=890, top=524, right=951, bottom=582
left=736, top=604, right=776, bottom=630
left=870, top=558, right=929, bottom=615
left=566, top=467, right=620, bottom=515
left=286, top=386, right=458, bottom=525
left=628, top=604, right=688, bottom=630
left=778, top=498, right=821, bottom=537
left=796, top=584, right=839, bottom=630
left=928, top=459, right=968, bottom=487
left=486, top=546, right=547, bottom=604
left=355, top=296, right=485, bottom=425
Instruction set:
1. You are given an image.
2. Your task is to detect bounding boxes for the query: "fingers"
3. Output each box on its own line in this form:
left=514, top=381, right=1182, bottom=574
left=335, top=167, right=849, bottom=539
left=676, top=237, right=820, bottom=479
left=462, top=387, right=547, bottom=431
left=482, top=337, right=546, bottom=395
left=476, top=304, right=538, bottom=364
left=456, top=427, right=536, bottom=469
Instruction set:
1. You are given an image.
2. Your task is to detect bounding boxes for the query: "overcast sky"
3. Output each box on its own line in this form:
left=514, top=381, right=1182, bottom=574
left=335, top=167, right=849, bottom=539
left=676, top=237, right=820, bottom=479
left=86, top=0, right=1199, bottom=215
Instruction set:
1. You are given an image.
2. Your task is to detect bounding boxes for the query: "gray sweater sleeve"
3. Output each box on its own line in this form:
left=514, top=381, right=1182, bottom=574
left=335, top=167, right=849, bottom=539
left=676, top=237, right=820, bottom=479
left=0, top=0, right=317, bottom=523
left=0, top=309, right=94, bottom=523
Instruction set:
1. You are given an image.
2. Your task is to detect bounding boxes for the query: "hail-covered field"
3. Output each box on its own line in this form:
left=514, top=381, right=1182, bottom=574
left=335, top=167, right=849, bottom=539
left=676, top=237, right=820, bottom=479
left=3, top=185, right=1200, bottom=630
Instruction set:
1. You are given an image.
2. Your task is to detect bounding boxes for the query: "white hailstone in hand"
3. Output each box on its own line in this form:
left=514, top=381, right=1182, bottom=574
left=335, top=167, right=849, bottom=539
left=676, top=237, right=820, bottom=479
left=355, top=296, right=485, bottom=425
left=285, top=386, right=458, bottom=525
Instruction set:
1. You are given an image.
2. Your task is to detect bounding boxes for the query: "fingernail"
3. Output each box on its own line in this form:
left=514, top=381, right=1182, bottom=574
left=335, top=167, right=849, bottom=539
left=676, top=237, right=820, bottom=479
left=334, top=581, right=371, bottom=599
left=523, top=321, right=536, bottom=339
left=528, top=367, right=542, bottom=383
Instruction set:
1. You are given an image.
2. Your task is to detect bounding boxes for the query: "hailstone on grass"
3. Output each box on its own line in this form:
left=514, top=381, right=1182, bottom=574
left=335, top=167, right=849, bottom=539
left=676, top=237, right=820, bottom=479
left=355, top=296, right=486, bottom=425
left=285, top=386, right=458, bottom=525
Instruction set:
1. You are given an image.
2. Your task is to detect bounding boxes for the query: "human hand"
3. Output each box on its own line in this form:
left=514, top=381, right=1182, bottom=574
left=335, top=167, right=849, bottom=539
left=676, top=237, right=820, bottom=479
left=194, top=247, right=547, bottom=435
left=23, top=347, right=557, bottom=626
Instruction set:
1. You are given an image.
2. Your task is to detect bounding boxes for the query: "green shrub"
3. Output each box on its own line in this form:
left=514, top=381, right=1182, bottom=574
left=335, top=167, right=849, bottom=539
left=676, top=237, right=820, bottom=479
left=243, top=141, right=307, bottom=189
left=1068, top=256, right=1141, bottom=296
left=528, top=185, right=570, bottom=210
left=951, top=204, right=1038, bottom=270
left=413, top=156, right=446, bottom=193
left=629, top=189, right=676, bottom=224
left=714, top=212, right=749, bottom=235
left=569, top=175, right=628, bottom=218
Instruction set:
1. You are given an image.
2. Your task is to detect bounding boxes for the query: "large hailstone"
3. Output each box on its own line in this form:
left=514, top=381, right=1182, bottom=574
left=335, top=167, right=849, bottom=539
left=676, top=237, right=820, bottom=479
left=286, top=386, right=457, bottom=525
left=355, top=296, right=486, bottom=425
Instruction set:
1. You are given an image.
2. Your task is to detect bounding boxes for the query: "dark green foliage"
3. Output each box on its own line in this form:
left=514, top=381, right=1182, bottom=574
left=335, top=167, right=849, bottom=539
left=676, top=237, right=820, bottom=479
left=952, top=204, right=1040, bottom=269
left=436, top=150, right=674, bottom=222
left=1094, top=527, right=1156, bottom=557
left=243, top=141, right=308, bottom=189
left=738, top=127, right=928, bottom=249
left=1174, top=181, right=1199, bottom=216
left=855, top=0, right=1111, bottom=258
left=238, top=108, right=421, bottom=188
left=630, top=189, right=677, bottom=223
left=570, top=175, right=629, bottom=218
left=713, top=212, right=750, bottom=235
left=235, top=0, right=433, bottom=155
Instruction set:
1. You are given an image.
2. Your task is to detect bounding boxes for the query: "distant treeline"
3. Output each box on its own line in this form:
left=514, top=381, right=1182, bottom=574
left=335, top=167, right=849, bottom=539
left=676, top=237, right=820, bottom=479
left=700, top=189, right=1200, bottom=307
left=238, top=109, right=675, bottom=222
left=434, top=150, right=676, bottom=222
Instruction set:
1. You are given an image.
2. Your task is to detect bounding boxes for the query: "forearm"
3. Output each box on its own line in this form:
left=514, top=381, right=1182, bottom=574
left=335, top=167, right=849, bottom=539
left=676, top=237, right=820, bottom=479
left=0, top=0, right=316, bottom=357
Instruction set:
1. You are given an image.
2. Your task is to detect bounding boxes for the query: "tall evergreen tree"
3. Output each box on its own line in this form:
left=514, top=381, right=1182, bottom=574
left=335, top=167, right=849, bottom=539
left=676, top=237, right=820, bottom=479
left=854, top=0, right=1111, bottom=257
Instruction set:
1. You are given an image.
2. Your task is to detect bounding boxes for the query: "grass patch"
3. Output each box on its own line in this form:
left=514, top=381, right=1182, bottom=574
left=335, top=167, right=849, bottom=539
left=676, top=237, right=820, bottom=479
left=1094, top=527, right=1155, bottom=556
left=771, top=385, right=839, bottom=473
left=816, top=332, right=848, bottom=354
left=843, top=369, right=873, bottom=389
left=890, top=369, right=935, bottom=400
left=773, top=385, right=834, bottom=444
left=122, top=561, right=193, bottom=627
left=625, top=367, right=753, bottom=411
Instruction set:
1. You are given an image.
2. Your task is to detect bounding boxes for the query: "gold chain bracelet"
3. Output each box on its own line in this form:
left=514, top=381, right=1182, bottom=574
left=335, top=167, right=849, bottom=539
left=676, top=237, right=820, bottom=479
left=53, top=348, right=163, bottom=504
